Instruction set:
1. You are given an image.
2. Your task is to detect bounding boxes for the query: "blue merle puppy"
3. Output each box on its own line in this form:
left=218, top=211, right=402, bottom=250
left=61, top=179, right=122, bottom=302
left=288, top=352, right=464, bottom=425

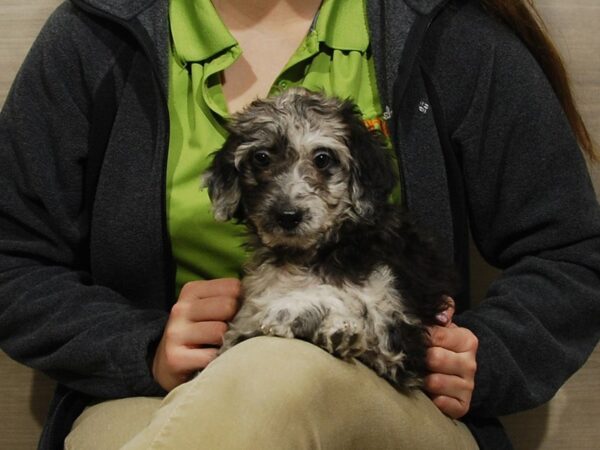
left=203, top=87, right=455, bottom=389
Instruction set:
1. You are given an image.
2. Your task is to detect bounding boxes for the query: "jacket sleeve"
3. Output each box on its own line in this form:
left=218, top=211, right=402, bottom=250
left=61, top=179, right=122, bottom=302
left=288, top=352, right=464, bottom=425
left=430, top=4, right=600, bottom=417
left=0, top=4, right=167, bottom=399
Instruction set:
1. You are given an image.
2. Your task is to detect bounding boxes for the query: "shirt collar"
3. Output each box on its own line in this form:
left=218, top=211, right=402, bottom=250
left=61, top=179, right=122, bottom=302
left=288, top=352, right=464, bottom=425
left=169, top=0, right=369, bottom=65
left=169, top=0, right=237, bottom=64
left=316, top=0, right=369, bottom=52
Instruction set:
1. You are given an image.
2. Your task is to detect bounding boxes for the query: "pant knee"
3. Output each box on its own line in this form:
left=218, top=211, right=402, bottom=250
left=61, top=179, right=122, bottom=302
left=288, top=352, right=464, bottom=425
left=207, top=336, right=349, bottom=410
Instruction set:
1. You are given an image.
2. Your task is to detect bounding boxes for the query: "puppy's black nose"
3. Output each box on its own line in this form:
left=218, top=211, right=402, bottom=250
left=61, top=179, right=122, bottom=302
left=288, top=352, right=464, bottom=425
left=277, top=210, right=303, bottom=230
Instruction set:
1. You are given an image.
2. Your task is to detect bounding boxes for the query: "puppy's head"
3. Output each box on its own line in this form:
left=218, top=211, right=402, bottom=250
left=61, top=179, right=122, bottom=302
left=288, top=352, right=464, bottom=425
left=204, top=88, right=396, bottom=250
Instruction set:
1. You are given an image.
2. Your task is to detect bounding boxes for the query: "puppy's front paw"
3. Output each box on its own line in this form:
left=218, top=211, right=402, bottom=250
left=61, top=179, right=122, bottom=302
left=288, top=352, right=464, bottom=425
left=260, top=306, right=324, bottom=340
left=260, top=308, right=295, bottom=338
left=317, top=316, right=368, bottom=359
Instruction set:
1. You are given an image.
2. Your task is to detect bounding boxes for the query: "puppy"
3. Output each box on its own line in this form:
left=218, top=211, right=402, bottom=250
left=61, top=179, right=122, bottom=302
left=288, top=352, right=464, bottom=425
left=203, top=88, right=455, bottom=389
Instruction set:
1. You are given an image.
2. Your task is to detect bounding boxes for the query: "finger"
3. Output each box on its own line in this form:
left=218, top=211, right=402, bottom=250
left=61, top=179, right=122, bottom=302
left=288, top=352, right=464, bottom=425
left=430, top=395, right=469, bottom=420
left=165, top=320, right=228, bottom=347
left=182, top=347, right=219, bottom=370
left=171, top=294, right=239, bottom=323
left=428, top=325, right=478, bottom=353
left=444, top=296, right=455, bottom=322
left=424, top=373, right=473, bottom=409
left=180, top=278, right=241, bottom=301
left=426, top=346, right=477, bottom=378
left=424, top=373, right=473, bottom=408
left=186, top=321, right=229, bottom=347
left=168, top=321, right=227, bottom=348
left=435, top=296, right=456, bottom=325
left=184, top=296, right=240, bottom=322
left=170, top=346, right=219, bottom=373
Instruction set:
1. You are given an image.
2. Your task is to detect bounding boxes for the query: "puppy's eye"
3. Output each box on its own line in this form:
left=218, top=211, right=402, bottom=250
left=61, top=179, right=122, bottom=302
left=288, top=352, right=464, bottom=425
left=252, top=150, right=271, bottom=168
left=313, top=149, right=334, bottom=170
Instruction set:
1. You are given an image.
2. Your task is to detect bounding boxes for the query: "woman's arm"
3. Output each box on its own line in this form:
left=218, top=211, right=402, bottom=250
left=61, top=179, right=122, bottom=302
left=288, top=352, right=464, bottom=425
left=424, top=2, right=600, bottom=417
left=0, top=4, right=169, bottom=399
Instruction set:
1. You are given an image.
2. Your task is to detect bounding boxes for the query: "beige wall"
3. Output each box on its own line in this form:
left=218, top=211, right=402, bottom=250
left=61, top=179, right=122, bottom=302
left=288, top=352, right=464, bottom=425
left=0, top=0, right=62, bottom=104
left=536, top=0, right=600, bottom=201
left=0, top=1, right=599, bottom=449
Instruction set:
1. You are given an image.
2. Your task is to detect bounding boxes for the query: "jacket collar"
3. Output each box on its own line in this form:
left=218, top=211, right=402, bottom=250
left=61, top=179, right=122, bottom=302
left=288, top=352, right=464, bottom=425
left=317, top=0, right=370, bottom=52
left=70, top=0, right=170, bottom=87
left=404, top=0, right=449, bottom=15
left=71, top=0, right=159, bottom=20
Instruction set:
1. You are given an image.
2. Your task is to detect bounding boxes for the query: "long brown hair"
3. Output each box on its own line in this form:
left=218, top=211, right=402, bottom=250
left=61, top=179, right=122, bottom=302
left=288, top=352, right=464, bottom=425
left=481, top=0, right=596, bottom=161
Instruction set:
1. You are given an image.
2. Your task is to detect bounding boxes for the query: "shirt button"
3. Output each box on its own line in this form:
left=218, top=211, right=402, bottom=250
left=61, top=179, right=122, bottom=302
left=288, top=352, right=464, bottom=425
left=278, top=80, right=289, bottom=89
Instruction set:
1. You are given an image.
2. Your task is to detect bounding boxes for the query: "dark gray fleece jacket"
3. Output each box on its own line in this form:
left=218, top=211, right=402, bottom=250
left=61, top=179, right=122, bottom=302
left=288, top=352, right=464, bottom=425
left=1, top=0, right=599, bottom=448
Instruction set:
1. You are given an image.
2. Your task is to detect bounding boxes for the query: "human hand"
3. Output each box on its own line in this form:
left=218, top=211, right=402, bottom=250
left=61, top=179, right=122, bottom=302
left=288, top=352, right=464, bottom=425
left=152, top=278, right=241, bottom=391
left=424, top=297, right=478, bottom=419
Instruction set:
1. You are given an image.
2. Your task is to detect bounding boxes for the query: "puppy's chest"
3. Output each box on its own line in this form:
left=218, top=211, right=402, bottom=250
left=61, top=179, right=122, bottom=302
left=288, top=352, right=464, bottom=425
left=242, top=262, right=399, bottom=310
left=243, top=263, right=323, bottom=298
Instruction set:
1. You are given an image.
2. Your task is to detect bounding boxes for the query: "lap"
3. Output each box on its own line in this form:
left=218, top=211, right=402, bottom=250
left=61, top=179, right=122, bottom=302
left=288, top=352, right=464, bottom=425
left=66, top=337, right=477, bottom=450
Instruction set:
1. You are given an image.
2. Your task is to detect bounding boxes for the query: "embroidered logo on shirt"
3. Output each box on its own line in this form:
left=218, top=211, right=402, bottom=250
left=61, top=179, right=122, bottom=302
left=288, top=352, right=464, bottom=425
left=363, top=117, right=390, bottom=139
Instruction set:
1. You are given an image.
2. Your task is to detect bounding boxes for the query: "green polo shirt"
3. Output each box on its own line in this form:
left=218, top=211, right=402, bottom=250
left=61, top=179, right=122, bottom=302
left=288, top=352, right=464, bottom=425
left=167, top=0, right=391, bottom=293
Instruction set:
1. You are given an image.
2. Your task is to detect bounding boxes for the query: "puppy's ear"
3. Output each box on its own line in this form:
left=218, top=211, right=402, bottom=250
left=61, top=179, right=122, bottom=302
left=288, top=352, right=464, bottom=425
left=341, top=102, right=397, bottom=216
left=203, top=135, right=243, bottom=222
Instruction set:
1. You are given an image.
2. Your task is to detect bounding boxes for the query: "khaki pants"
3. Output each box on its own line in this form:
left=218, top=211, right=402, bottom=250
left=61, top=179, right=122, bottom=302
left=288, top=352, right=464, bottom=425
left=65, top=337, right=478, bottom=449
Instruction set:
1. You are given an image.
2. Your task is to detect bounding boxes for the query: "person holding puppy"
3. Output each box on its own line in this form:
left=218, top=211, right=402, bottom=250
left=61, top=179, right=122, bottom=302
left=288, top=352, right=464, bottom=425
left=1, top=0, right=598, bottom=449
